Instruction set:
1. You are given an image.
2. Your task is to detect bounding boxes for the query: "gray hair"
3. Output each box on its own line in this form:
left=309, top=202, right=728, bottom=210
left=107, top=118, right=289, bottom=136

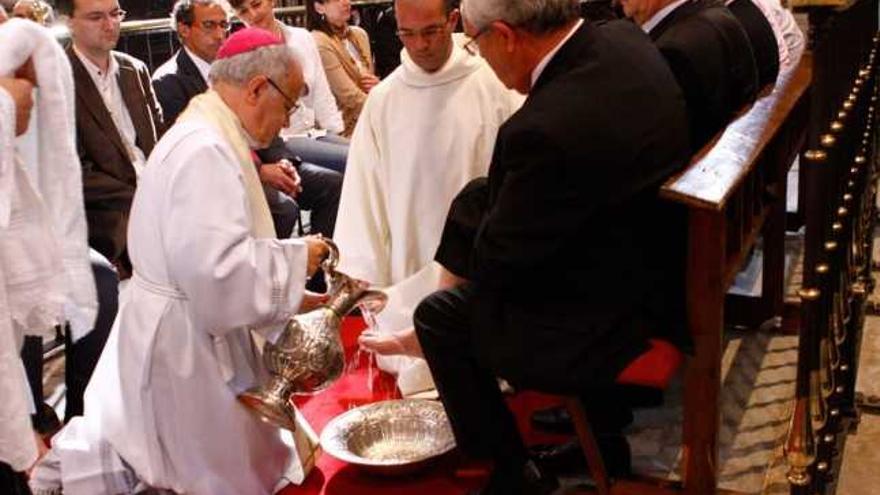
left=461, top=0, right=580, bottom=34
left=209, top=44, right=297, bottom=87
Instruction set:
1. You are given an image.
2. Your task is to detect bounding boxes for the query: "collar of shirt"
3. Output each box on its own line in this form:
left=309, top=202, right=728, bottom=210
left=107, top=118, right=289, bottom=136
left=73, top=44, right=119, bottom=88
left=642, top=0, right=690, bottom=34
left=184, top=46, right=212, bottom=85
left=530, top=18, right=584, bottom=89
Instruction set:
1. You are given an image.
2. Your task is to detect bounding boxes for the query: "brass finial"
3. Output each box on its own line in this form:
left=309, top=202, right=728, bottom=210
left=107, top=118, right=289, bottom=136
left=804, top=149, right=828, bottom=162
left=798, top=288, right=821, bottom=301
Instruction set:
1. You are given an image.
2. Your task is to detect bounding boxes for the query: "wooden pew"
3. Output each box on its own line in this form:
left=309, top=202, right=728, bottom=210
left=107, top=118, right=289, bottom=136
left=654, top=53, right=813, bottom=494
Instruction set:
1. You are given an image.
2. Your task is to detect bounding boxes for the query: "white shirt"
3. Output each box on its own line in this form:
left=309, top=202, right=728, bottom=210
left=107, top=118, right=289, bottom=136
left=643, top=0, right=690, bottom=34
left=279, top=23, right=345, bottom=137
left=531, top=19, right=583, bottom=88
left=335, top=43, right=523, bottom=395
left=184, top=45, right=212, bottom=83
left=73, top=46, right=148, bottom=176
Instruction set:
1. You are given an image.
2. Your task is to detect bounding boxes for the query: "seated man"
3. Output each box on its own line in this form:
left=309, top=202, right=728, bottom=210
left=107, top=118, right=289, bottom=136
left=725, top=0, right=779, bottom=88
left=333, top=0, right=522, bottom=397
left=152, top=0, right=229, bottom=124
left=55, top=0, right=162, bottom=422
left=726, top=0, right=804, bottom=79
left=621, top=0, right=759, bottom=150
left=36, top=29, right=330, bottom=495
left=413, top=0, right=692, bottom=492
left=153, top=0, right=342, bottom=240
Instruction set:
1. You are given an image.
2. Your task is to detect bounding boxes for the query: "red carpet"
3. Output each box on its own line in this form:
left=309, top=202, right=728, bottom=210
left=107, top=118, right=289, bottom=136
left=277, top=317, right=569, bottom=495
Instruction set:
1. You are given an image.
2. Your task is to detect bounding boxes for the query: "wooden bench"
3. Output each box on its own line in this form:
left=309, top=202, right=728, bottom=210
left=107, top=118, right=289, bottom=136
left=546, top=53, right=814, bottom=495
left=555, top=54, right=813, bottom=495
left=654, top=52, right=812, bottom=495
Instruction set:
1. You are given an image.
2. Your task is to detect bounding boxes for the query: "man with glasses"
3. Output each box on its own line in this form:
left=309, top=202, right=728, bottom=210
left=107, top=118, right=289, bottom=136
left=54, top=0, right=162, bottom=426
left=153, top=0, right=230, bottom=124
left=58, top=0, right=163, bottom=281
left=334, top=0, right=521, bottom=397
left=412, top=0, right=693, bottom=491
left=154, top=0, right=342, bottom=251
left=33, top=28, right=331, bottom=495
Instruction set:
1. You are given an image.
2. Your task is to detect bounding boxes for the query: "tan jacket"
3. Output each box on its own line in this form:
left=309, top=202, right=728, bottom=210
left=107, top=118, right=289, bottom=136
left=312, top=27, right=374, bottom=137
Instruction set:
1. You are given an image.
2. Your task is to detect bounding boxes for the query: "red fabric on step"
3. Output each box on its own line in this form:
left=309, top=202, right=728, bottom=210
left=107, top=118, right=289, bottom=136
left=276, top=317, right=568, bottom=495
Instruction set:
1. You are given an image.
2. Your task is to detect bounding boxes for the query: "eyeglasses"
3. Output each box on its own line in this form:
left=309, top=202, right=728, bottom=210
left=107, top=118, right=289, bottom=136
left=198, top=19, right=231, bottom=31
left=463, top=25, right=492, bottom=55
left=265, top=76, right=301, bottom=118
left=77, top=8, right=127, bottom=23
left=396, top=21, right=448, bottom=41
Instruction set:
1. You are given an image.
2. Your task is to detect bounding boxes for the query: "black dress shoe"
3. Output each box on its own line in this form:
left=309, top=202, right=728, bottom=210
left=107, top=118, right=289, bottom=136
left=469, top=459, right=559, bottom=495
left=530, top=436, right=632, bottom=478
left=531, top=405, right=574, bottom=435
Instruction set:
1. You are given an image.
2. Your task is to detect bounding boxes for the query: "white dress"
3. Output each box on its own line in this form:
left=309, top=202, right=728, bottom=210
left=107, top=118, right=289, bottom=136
left=333, top=43, right=523, bottom=395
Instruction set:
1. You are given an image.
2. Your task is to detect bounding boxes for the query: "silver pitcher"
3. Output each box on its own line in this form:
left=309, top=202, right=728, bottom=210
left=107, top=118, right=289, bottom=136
left=238, top=239, right=387, bottom=431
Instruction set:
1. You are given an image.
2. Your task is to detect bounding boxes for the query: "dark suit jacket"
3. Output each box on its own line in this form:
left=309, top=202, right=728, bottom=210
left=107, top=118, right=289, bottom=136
left=727, top=0, right=779, bottom=88
left=437, top=20, right=691, bottom=393
left=650, top=0, right=759, bottom=150
left=152, top=49, right=209, bottom=125
left=68, top=47, right=163, bottom=274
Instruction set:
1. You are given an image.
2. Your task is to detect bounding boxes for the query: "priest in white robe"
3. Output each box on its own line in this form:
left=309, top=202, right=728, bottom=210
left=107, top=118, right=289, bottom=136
left=333, top=0, right=522, bottom=396
left=33, top=29, right=330, bottom=495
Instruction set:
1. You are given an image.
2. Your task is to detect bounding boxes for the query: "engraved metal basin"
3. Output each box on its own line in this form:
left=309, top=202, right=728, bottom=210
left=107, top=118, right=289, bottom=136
left=238, top=240, right=387, bottom=431
left=320, top=399, right=456, bottom=475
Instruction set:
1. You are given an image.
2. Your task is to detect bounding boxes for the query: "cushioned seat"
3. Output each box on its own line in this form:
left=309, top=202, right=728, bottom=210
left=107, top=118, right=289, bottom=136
left=616, top=338, right=683, bottom=389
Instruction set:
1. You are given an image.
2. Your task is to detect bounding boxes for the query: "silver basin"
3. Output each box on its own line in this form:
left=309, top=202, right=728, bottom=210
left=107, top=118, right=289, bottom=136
left=319, top=399, right=456, bottom=475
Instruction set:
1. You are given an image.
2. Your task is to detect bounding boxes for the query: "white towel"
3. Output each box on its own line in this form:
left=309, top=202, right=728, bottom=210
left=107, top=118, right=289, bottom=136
left=0, top=18, right=97, bottom=340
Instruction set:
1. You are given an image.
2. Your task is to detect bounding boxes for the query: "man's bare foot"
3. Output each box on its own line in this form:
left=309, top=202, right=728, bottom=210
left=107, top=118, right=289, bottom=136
left=358, top=327, right=424, bottom=358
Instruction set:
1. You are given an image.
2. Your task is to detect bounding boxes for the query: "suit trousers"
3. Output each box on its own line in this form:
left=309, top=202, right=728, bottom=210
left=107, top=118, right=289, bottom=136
left=64, top=249, right=118, bottom=421
left=264, top=162, right=342, bottom=239
left=414, top=283, right=529, bottom=462
left=415, top=284, right=636, bottom=463
left=18, top=251, right=118, bottom=424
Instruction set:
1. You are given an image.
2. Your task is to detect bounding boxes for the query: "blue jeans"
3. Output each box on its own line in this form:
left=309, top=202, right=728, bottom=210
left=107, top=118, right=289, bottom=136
left=284, top=134, right=350, bottom=174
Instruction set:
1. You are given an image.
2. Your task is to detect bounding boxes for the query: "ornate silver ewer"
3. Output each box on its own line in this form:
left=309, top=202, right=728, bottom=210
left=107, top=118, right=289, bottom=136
left=238, top=239, right=387, bottom=431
